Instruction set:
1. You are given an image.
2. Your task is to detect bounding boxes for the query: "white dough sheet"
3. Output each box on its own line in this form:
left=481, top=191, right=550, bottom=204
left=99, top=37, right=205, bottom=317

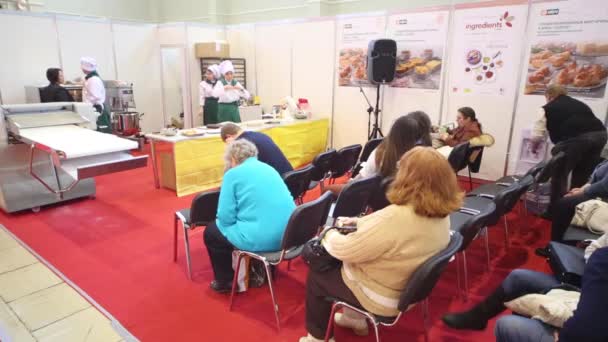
left=18, top=125, right=138, bottom=159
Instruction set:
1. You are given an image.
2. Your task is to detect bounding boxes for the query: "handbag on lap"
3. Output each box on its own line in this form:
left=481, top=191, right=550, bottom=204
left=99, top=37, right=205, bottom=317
left=302, top=228, right=342, bottom=273
left=571, top=199, right=608, bottom=235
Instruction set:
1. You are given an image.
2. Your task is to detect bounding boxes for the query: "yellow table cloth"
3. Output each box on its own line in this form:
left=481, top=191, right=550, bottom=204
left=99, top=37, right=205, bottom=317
left=158, top=119, right=329, bottom=197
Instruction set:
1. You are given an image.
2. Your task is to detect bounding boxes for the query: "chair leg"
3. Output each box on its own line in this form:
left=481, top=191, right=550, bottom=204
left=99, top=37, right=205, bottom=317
left=173, top=215, right=178, bottom=262
left=372, top=321, right=381, bottom=342
left=324, top=303, right=340, bottom=342
left=229, top=252, right=244, bottom=310
left=183, top=225, right=193, bottom=280
left=462, top=250, right=469, bottom=302
left=503, top=215, right=510, bottom=249
left=263, top=261, right=281, bottom=331
left=468, top=168, right=473, bottom=191
left=484, top=227, right=491, bottom=270
left=422, top=298, right=430, bottom=342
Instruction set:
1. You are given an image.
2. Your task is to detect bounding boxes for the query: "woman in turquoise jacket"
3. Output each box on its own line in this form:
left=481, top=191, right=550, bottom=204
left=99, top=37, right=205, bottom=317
left=204, top=139, right=296, bottom=293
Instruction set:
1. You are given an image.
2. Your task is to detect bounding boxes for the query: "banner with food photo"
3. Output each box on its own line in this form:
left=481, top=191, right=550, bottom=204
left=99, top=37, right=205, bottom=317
left=449, top=1, right=528, bottom=96
left=337, top=15, right=387, bottom=87
left=387, top=9, right=449, bottom=90
left=523, top=0, right=608, bottom=99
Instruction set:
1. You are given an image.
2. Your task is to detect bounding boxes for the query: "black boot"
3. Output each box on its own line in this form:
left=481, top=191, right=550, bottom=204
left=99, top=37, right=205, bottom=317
left=442, top=286, right=507, bottom=330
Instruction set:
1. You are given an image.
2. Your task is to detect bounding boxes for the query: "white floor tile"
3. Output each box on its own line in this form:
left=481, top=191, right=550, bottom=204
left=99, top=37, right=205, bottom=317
left=0, top=263, right=63, bottom=302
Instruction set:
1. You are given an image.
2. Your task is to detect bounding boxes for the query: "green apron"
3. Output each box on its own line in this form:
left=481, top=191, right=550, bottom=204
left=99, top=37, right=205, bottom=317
left=217, top=78, right=241, bottom=123
left=85, top=71, right=112, bottom=134
left=203, top=97, right=219, bottom=125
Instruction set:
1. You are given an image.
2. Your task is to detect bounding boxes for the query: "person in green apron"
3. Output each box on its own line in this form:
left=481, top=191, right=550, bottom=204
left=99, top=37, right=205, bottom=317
left=199, top=64, right=220, bottom=125
left=213, top=60, right=250, bottom=123
left=81, top=57, right=111, bottom=133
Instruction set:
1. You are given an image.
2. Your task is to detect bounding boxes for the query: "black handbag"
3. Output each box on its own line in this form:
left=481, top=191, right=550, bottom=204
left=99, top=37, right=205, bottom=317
left=302, top=229, right=342, bottom=273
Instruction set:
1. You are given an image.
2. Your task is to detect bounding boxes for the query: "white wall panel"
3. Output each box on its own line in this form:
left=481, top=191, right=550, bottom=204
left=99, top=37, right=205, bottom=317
left=254, top=23, right=294, bottom=113
left=226, top=25, right=257, bottom=96
left=0, top=13, right=60, bottom=104
left=291, top=20, right=335, bottom=119
left=56, top=17, right=116, bottom=82
left=113, top=23, right=164, bottom=133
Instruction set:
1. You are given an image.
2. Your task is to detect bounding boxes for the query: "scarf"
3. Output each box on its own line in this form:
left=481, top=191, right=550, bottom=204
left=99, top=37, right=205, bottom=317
left=221, top=78, right=237, bottom=86
left=206, top=79, right=217, bottom=86
left=85, top=70, right=101, bottom=80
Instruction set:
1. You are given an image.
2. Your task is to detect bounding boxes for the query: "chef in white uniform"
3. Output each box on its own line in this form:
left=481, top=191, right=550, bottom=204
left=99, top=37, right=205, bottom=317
left=213, top=60, right=250, bottom=123
left=199, top=64, right=220, bottom=125
left=80, top=57, right=110, bottom=133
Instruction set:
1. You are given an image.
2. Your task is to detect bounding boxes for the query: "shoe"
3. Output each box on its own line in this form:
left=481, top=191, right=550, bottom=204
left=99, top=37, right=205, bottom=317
left=442, top=287, right=506, bottom=331
left=298, top=333, right=335, bottom=342
left=442, top=310, right=488, bottom=330
left=209, top=280, right=232, bottom=294
left=334, top=311, right=369, bottom=336
left=535, top=247, right=550, bottom=258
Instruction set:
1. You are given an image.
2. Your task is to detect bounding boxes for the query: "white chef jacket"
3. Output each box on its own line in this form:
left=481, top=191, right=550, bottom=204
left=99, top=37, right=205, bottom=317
left=199, top=81, right=216, bottom=106
left=212, top=81, right=250, bottom=104
left=83, top=76, right=106, bottom=107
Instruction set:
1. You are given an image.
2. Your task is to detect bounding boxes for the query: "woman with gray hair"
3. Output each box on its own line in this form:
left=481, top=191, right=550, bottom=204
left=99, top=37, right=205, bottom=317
left=204, top=139, right=296, bottom=293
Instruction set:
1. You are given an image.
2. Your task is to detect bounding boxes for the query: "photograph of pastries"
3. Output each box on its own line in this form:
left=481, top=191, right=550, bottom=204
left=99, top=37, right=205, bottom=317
left=524, top=41, right=608, bottom=98
left=338, top=48, right=371, bottom=87
left=391, top=47, right=443, bottom=90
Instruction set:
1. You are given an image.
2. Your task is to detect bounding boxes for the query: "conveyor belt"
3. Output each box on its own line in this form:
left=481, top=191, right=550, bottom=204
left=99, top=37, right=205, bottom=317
left=18, top=125, right=138, bottom=159
left=6, top=111, right=88, bottom=129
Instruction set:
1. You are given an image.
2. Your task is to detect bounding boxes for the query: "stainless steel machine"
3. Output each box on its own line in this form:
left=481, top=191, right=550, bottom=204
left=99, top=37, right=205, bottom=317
left=0, top=102, right=148, bottom=213
left=104, top=81, right=143, bottom=137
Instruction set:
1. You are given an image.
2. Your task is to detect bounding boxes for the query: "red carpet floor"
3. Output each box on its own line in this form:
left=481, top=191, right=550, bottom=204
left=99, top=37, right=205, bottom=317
left=0, top=157, right=553, bottom=342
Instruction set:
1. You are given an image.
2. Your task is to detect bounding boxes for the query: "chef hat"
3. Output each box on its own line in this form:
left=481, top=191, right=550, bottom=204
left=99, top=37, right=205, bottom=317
left=207, top=64, right=221, bottom=79
left=219, top=60, right=234, bottom=75
left=80, top=57, right=97, bottom=72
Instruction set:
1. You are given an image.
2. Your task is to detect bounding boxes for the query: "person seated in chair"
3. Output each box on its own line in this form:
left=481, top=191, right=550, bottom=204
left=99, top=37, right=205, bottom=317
left=299, top=147, right=463, bottom=342
left=323, top=112, right=430, bottom=196
left=536, top=159, right=608, bottom=257
left=40, top=68, right=74, bottom=103
left=442, top=245, right=608, bottom=342
left=203, top=140, right=295, bottom=293
left=436, top=107, right=483, bottom=158
left=220, top=123, right=293, bottom=176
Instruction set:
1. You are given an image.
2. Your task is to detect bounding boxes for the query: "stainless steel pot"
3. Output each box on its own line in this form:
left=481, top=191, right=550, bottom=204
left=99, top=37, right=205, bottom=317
left=114, top=111, right=143, bottom=136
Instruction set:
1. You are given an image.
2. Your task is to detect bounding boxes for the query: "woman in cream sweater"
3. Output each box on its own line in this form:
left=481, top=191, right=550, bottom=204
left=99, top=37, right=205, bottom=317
left=300, top=147, right=463, bottom=342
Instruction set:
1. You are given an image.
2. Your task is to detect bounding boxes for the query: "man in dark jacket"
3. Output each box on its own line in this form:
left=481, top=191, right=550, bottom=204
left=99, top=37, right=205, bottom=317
left=40, top=68, right=74, bottom=103
left=532, top=85, right=607, bottom=207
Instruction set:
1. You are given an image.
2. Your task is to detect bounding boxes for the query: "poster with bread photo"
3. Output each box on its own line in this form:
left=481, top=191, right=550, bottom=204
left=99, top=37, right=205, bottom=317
left=387, top=10, right=449, bottom=90
left=337, top=16, right=386, bottom=87
left=523, top=0, right=608, bottom=99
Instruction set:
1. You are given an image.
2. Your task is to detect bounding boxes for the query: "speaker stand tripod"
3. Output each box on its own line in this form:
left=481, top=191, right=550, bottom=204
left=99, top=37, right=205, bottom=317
left=359, top=83, right=384, bottom=140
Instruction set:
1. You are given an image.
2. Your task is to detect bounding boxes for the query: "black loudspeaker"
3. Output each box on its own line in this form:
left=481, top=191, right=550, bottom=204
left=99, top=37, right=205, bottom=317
left=367, top=39, right=397, bottom=84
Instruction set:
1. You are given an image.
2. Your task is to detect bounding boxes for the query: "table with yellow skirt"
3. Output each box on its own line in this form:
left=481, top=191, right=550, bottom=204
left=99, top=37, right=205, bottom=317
left=146, top=118, right=329, bottom=197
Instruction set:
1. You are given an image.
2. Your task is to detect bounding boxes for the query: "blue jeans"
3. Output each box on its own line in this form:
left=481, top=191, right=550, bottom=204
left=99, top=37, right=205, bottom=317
left=495, top=269, right=561, bottom=342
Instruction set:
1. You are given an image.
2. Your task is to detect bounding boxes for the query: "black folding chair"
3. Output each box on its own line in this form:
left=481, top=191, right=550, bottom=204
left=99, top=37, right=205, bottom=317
left=466, top=146, right=484, bottom=190
left=173, top=189, right=220, bottom=280
left=323, top=233, right=463, bottom=342
left=329, top=144, right=363, bottom=183
left=282, top=164, right=315, bottom=205
left=463, top=175, right=534, bottom=249
left=448, top=142, right=470, bottom=173
left=368, top=177, right=394, bottom=212
left=229, top=192, right=333, bottom=331
left=352, top=138, right=383, bottom=178
left=329, top=176, right=381, bottom=225
left=309, top=149, right=337, bottom=190
left=450, top=202, right=496, bottom=301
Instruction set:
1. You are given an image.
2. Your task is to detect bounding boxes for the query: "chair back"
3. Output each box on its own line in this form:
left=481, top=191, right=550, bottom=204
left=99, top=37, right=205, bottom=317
left=523, top=159, right=548, bottom=179
left=360, top=138, right=383, bottom=162
left=451, top=202, right=496, bottom=251
left=368, top=176, right=393, bottom=211
left=398, top=232, right=463, bottom=311
left=467, top=147, right=484, bottom=173
left=331, top=144, right=363, bottom=179
left=333, top=176, right=381, bottom=218
left=535, top=151, right=566, bottom=184
left=283, top=165, right=315, bottom=200
left=448, top=142, right=470, bottom=172
left=190, top=190, right=220, bottom=226
left=280, top=192, right=333, bottom=251
left=492, top=175, right=534, bottom=216
left=311, top=149, right=337, bottom=182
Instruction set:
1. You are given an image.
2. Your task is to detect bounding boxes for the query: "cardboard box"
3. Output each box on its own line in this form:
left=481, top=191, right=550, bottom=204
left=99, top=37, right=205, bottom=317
left=195, top=41, right=230, bottom=58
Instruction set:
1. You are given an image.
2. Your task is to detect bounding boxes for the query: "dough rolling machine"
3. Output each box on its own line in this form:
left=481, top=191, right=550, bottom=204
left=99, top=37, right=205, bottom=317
left=0, top=103, right=148, bottom=213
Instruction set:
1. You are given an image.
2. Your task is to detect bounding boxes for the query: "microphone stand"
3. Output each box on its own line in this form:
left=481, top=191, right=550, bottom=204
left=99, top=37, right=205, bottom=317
left=359, top=84, right=375, bottom=139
